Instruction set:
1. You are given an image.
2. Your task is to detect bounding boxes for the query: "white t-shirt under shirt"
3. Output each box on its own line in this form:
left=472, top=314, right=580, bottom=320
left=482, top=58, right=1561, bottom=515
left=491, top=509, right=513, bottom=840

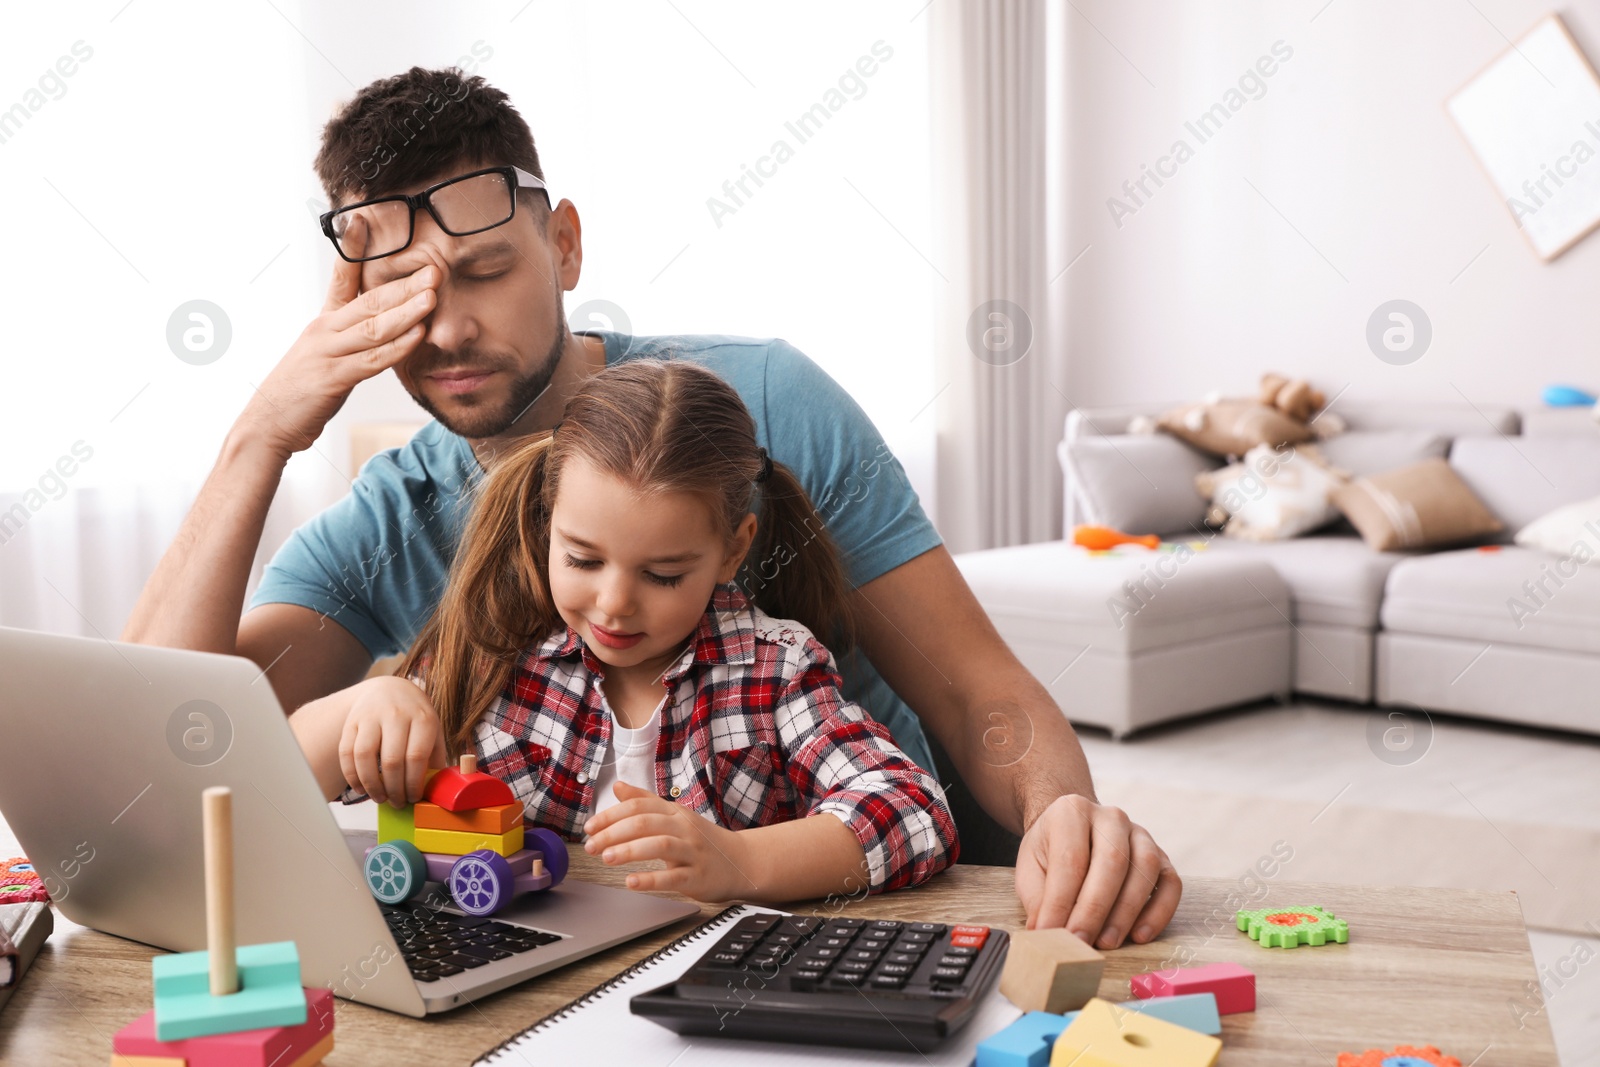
left=592, top=699, right=664, bottom=814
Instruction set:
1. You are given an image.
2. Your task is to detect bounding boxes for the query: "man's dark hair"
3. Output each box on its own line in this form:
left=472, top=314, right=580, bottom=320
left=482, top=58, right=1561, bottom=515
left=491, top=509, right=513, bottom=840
left=314, top=65, right=546, bottom=222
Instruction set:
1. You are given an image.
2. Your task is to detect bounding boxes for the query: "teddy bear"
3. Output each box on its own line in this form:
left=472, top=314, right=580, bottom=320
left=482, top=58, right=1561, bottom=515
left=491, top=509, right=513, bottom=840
left=1259, top=372, right=1326, bottom=423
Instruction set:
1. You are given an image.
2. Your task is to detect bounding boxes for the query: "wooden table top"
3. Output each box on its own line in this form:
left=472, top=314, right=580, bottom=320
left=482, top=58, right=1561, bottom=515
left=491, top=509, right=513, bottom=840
left=0, top=851, right=1560, bottom=1066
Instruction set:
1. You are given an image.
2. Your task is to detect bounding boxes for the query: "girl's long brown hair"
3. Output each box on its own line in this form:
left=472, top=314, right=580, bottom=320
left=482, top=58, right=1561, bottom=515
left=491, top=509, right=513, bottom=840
left=396, top=358, right=856, bottom=754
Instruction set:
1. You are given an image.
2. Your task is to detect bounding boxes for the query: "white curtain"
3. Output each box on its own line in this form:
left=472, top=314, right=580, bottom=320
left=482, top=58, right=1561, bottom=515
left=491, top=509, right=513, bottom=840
left=930, top=0, right=1070, bottom=553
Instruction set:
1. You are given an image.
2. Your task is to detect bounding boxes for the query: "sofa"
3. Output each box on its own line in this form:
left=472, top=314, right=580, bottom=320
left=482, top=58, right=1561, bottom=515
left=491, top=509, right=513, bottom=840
left=952, top=402, right=1600, bottom=737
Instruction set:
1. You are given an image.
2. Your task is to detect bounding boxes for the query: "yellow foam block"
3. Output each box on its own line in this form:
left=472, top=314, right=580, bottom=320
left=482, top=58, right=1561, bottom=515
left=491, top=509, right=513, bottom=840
left=289, top=1031, right=335, bottom=1067
left=1050, top=997, right=1221, bottom=1067
left=414, top=823, right=524, bottom=857
left=110, top=1057, right=185, bottom=1067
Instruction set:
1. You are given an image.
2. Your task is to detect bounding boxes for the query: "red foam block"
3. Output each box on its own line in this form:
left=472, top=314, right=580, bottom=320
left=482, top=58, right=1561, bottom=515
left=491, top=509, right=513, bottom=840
left=1129, top=962, right=1255, bottom=1014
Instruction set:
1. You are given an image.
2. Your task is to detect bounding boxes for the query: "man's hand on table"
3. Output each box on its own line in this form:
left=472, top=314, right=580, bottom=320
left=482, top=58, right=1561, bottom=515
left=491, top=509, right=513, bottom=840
left=1014, top=793, right=1181, bottom=950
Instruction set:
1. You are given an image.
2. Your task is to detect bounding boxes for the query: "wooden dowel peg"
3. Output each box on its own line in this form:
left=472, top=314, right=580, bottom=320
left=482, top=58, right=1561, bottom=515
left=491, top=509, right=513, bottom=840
left=202, top=786, right=238, bottom=997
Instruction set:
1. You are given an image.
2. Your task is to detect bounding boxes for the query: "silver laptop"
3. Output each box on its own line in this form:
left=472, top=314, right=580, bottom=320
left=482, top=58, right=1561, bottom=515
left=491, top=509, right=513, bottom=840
left=0, top=625, right=699, bottom=1015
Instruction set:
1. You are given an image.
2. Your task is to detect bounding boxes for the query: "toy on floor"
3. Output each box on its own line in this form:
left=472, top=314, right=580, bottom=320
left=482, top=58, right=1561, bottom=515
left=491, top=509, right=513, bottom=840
left=1072, top=525, right=1160, bottom=551
left=364, top=753, right=569, bottom=916
left=1129, top=961, right=1254, bottom=1014
left=998, top=927, right=1105, bottom=1013
left=1050, top=997, right=1221, bottom=1066
left=976, top=995, right=1224, bottom=1067
left=0, top=857, right=49, bottom=903
left=1335, top=1044, right=1462, bottom=1067
left=1236, top=905, right=1349, bottom=948
left=1541, top=384, right=1596, bottom=407
left=111, top=786, right=335, bottom=1065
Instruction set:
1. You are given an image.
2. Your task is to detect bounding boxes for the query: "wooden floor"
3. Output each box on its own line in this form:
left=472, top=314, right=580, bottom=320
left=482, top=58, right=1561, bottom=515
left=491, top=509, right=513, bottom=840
left=1074, top=699, right=1600, bottom=1064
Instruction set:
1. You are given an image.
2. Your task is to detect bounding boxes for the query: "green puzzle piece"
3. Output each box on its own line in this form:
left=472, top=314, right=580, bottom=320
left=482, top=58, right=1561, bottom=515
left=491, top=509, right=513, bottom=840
left=1236, top=905, right=1349, bottom=948
left=151, top=940, right=307, bottom=1040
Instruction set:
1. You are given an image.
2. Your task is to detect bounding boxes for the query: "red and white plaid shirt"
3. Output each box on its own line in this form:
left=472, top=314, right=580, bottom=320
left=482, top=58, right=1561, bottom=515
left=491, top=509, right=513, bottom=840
left=463, top=584, right=958, bottom=893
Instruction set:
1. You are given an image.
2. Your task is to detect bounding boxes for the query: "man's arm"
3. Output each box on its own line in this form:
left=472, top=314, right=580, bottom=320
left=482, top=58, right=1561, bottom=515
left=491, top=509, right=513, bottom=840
left=119, top=214, right=436, bottom=710
left=851, top=545, right=1181, bottom=948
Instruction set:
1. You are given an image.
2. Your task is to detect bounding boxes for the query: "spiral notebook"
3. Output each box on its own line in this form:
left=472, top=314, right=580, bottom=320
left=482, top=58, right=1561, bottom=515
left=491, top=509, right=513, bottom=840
left=474, top=903, right=1022, bottom=1065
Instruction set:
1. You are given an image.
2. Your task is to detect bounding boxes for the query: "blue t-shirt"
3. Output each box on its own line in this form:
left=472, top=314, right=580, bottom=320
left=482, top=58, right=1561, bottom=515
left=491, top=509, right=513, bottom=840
left=248, top=331, right=944, bottom=774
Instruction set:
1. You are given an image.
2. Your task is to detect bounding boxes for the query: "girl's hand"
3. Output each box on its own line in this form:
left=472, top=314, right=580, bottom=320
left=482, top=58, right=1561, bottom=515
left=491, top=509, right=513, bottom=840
left=337, top=676, right=448, bottom=808
left=582, top=782, right=759, bottom=901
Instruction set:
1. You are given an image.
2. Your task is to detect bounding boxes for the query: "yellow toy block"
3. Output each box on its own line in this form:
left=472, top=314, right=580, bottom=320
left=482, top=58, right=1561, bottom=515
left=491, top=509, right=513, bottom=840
left=376, top=799, right=415, bottom=845
left=414, top=823, right=524, bottom=857
left=1050, top=997, right=1221, bottom=1067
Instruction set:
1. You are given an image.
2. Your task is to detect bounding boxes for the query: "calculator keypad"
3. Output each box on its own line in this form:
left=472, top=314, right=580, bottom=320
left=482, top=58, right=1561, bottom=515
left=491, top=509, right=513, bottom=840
left=684, top=914, right=990, bottom=995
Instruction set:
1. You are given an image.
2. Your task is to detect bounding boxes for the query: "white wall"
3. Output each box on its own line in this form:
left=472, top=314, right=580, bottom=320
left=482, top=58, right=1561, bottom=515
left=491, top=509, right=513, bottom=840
left=1060, top=0, right=1600, bottom=411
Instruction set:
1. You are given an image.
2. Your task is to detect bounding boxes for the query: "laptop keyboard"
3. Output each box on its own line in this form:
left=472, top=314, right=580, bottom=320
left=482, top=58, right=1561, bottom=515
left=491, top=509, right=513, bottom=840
left=382, top=903, right=565, bottom=982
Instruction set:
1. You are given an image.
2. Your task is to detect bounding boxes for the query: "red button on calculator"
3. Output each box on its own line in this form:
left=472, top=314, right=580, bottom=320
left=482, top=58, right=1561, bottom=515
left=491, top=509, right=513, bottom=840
left=950, top=925, right=989, bottom=948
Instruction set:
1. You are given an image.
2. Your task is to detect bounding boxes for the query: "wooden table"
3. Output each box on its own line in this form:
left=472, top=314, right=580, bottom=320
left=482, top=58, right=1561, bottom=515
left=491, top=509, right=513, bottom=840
left=0, top=851, right=1561, bottom=1065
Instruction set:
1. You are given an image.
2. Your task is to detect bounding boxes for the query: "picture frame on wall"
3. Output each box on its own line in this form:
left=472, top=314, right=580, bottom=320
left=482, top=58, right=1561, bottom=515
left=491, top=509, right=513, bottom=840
left=1447, top=12, right=1600, bottom=261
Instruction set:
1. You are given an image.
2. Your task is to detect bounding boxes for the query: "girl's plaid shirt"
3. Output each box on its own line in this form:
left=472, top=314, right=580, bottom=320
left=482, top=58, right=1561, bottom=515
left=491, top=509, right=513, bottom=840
left=468, top=584, right=959, bottom=893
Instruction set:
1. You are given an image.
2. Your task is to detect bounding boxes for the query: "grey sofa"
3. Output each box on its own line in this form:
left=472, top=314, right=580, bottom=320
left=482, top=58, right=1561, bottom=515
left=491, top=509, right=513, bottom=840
left=953, top=402, right=1600, bottom=737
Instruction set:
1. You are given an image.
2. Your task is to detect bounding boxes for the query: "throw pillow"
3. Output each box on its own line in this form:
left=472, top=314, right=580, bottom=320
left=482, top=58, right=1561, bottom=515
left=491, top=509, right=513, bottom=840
left=1157, top=398, right=1312, bottom=458
left=1513, top=494, right=1600, bottom=561
left=1195, top=443, right=1348, bottom=540
left=1331, top=458, right=1504, bottom=551
left=1061, top=434, right=1219, bottom=536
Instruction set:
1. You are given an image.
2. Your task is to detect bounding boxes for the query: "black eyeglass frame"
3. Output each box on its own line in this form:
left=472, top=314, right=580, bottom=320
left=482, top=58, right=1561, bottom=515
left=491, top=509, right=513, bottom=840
left=319, top=165, right=551, bottom=263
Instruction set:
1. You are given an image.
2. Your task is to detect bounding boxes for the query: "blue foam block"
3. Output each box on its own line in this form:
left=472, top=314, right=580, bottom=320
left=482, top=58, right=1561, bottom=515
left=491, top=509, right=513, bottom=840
left=1061, top=992, right=1222, bottom=1035
left=975, top=1011, right=1065, bottom=1067
left=151, top=940, right=307, bottom=1040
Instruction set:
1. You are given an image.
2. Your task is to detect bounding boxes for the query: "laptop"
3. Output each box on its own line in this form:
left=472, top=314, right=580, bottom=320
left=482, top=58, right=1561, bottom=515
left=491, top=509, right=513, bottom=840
left=0, top=625, right=699, bottom=1016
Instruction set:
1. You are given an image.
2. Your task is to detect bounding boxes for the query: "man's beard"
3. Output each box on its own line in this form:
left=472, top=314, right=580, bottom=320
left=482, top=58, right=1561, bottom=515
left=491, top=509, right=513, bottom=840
left=409, top=294, right=568, bottom=440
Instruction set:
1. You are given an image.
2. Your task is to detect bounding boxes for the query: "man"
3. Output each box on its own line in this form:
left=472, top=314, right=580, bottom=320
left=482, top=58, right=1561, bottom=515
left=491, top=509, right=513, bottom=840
left=123, top=66, right=1180, bottom=949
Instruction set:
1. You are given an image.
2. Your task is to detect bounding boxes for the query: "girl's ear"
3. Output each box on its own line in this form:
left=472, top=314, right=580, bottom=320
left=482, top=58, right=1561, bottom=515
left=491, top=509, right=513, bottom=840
left=718, top=513, right=758, bottom=583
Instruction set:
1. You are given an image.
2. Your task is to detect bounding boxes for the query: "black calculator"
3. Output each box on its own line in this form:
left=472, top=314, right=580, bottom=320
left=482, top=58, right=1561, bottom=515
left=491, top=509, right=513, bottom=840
left=630, top=913, right=1010, bottom=1051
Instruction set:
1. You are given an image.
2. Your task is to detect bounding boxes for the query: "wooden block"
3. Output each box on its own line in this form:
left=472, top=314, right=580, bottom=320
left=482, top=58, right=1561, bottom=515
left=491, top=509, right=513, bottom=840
left=375, top=799, right=415, bottom=846
left=109, top=1057, right=186, bottom=1066
left=414, top=799, right=522, bottom=834
left=414, top=823, right=524, bottom=857
left=1129, top=962, right=1254, bottom=1014
left=422, top=766, right=515, bottom=812
left=116, top=987, right=334, bottom=1066
left=998, top=927, right=1105, bottom=1013
left=1050, top=998, right=1221, bottom=1067
left=287, top=1031, right=334, bottom=1067
left=150, top=942, right=306, bottom=1041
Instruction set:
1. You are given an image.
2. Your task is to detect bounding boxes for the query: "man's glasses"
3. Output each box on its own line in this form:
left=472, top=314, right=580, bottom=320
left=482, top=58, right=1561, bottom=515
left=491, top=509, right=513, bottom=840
left=319, top=165, right=551, bottom=263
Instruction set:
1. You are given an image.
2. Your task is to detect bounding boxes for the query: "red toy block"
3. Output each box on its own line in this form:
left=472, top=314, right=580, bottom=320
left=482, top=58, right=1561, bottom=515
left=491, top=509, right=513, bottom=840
left=1129, top=962, right=1255, bottom=1014
left=113, top=986, right=334, bottom=1066
left=423, top=754, right=516, bottom=813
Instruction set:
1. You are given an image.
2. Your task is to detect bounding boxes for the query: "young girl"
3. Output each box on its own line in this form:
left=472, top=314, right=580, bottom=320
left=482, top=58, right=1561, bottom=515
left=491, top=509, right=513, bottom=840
left=290, top=359, right=957, bottom=903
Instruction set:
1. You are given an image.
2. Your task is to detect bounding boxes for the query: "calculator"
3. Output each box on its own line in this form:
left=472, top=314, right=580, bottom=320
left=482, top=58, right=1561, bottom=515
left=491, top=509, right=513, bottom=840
left=630, top=913, right=1010, bottom=1051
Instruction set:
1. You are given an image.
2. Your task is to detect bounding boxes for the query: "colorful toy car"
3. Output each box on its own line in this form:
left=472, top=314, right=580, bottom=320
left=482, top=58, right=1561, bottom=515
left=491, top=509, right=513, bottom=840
left=362, top=755, right=568, bottom=916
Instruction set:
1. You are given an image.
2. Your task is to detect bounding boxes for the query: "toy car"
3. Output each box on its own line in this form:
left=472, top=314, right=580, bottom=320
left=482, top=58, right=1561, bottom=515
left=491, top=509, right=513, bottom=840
left=361, top=754, right=568, bottom=916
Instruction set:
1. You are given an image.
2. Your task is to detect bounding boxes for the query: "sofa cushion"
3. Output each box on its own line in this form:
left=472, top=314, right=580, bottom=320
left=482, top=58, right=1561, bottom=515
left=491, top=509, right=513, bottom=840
left=1518, top=406, right=1600, bottom=436
left=1314, top=431, right=1450, bottom=477
left=953, top=540, right=1289, bottom=654
left=1200, top=534, right=1406, bottom=629
left=1332, top=458, right=1503, bottom=551
left=1448, top=437, right=1600, bottom=535
left=1157, top=399, right=1312, bottom=457
left=1060, top=434, right=1218, bottom=537
left=1381, top=546, right=1600, bottom=655
left=1515, top=495, right=1600, bottom=560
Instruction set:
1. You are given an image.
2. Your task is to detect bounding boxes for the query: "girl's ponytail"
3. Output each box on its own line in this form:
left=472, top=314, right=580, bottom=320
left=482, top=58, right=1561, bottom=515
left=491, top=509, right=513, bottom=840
left=397, top=431, right=562, bottom=754
left=740, top=458, right=856, bottom=651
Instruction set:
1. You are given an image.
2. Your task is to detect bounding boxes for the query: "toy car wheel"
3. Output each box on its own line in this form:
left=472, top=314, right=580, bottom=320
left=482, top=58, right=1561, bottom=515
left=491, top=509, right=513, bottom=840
left=449, top=850, right=514, bottom=916
left=525, top=827, right=569, bottom=887
left=365, top=841, right=427, bottom=904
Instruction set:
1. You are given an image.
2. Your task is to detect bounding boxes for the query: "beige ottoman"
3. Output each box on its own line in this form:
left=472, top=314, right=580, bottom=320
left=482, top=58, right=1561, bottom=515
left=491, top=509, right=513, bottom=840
left=953, top=540, right=1293, bottom=736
